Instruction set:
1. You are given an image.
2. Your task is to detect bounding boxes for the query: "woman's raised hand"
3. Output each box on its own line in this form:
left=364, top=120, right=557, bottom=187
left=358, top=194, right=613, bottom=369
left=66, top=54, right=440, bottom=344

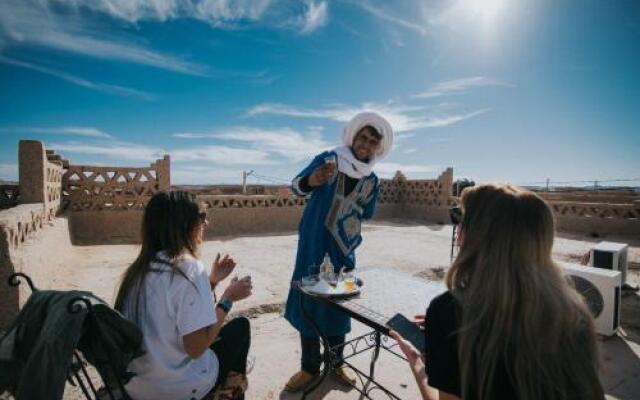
left=222, top=276, right=253, bottom=302
left=210, top=253, right=236, bottom=287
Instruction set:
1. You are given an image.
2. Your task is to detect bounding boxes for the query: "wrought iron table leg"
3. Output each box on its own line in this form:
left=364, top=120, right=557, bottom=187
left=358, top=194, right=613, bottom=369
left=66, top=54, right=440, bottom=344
left=298, top=289, right=332, bottom=400
left=368, top=332, right=382, bottom=379
left=357, top=331, right=382, bottom=395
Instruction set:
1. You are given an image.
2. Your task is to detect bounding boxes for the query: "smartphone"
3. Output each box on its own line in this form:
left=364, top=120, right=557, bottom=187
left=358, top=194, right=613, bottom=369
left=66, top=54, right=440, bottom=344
left=387, top=313, right=426, bottom=353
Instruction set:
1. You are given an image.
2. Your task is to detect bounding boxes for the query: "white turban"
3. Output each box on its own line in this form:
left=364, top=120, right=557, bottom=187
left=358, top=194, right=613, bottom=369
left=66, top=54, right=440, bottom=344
left=333, top=112, right=395, bottom=179
left=342, top=112, right=394, bottom=159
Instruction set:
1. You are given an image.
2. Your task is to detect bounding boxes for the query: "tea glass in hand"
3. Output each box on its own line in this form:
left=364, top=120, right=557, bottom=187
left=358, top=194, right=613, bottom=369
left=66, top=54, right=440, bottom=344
left=324, top=155, right=337, bottom=182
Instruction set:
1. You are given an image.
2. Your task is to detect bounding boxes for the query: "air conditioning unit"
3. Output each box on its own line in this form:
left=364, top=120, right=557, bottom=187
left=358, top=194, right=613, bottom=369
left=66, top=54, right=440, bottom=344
left=560, top=262, right=621, bottom=336
left=589, top=241, right=628, bottom=284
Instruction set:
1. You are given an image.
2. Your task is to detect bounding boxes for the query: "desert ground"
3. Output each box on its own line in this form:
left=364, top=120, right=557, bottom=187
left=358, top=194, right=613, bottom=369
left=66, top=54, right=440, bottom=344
left=7, top=220, right=639, bottom=400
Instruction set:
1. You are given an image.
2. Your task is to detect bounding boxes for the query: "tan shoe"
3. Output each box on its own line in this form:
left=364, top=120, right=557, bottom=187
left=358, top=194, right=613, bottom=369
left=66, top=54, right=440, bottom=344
left=333, top=366, right=357, bottom=386
left=284, top=370, right=317, bottom=392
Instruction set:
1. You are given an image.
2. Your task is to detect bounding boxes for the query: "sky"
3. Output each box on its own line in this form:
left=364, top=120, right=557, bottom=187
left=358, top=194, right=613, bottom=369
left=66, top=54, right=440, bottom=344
left=0, top=0, right=639, bottom=186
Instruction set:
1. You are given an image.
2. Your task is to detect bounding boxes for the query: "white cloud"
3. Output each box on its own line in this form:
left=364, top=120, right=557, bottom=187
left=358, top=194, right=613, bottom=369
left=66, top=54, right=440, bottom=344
left=297, top=1, right=329, bottom=34
left=171, top=165, right=244, bottom=184
left=0, top=0, right=207, bottom=75
left=0, top=126, right=113, bottom=138
left=0, top=163, right=18, bottom=181
left=349, top=0, right=427, bottom=36
left=415, top=76, right=513, bottom=98
left=429, top=137, right=452, bottom=144
left=48, top=141, right=164, bottom=160
left=0, top=0, right=329, bottom=75
left=33, top=31, right=206, bottom=76
left=47, top=140, right=275, bottom=166
left=420, top=109, right=490, bottom=128
left=0, top=56, right=154, bottom=100
left=174, top=126, right=331, bottom=163
left=248, top=102, right=489, bottom=132
left=8, top=0, right=273, bottom=26
left=214, top=127, right=331, bottom=162
left=375, top=162, right=441, bottom=178
left=194, top=0, right=273, bottom=25
left=171, top=146, right=275, bottom=165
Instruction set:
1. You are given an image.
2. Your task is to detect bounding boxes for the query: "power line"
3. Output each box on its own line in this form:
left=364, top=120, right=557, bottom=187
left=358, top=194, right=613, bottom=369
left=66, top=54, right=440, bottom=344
left=516, top=178, right=640, bottom=186
left=250, top=172, right=289, bottom=184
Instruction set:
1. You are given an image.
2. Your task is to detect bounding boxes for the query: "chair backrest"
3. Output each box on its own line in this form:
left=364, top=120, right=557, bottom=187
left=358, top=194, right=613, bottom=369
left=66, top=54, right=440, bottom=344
left=4, top=273, right=136, bottom=400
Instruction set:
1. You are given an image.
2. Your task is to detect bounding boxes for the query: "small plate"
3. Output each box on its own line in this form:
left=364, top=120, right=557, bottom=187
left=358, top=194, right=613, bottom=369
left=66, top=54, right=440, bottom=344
left=302, top=276, right=363, bottom=298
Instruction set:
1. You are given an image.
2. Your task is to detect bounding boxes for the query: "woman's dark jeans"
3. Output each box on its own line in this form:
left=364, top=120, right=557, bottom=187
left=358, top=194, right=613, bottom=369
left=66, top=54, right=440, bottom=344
left=211, top=317, right=251, bottom=389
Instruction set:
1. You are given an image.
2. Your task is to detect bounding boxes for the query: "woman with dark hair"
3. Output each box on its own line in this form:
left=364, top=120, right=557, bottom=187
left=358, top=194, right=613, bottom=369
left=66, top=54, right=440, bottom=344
left=391, top=184, right=604, bottom=400
left=114, top=191, right=252, bottom=400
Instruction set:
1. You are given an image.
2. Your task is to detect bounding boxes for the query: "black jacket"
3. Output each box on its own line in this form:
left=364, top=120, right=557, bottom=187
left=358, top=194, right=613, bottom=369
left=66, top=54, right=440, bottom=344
left=0, top=289, right=143, bottom=400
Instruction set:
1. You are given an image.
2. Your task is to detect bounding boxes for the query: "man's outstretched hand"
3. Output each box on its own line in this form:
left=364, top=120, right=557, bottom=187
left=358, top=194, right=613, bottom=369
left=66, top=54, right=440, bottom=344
left=308, top=163, right=336, bottom=187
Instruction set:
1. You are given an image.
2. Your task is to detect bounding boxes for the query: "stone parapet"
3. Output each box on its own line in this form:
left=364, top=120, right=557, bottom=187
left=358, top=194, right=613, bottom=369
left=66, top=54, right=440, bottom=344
left=18, top=140, right=63, bottom=219
left=449, top=195, right=640, bottom=236
left=0, top=203, right=51, bottom=329
left=62, top=155, right=170, bottom=211
left=0, top=204, right=47, bottom=251
left=199, top=194, right=307, bottom=209
left=377, top=168, right=455, bottom=224
left=550, top=201, right=639, bottom=236
left=550, top=201, right=640, bottom=220
left=538, top=191, right=639, bottom=204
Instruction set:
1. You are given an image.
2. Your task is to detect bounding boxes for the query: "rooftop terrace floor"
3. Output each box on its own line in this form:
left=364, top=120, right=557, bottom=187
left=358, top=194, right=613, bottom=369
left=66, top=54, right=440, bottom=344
left=27, top=221, right=640, bottom=399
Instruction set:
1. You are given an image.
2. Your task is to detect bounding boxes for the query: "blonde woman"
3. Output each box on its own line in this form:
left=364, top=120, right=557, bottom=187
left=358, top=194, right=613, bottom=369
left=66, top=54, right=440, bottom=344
left=391, top=184, right=604, bottom=400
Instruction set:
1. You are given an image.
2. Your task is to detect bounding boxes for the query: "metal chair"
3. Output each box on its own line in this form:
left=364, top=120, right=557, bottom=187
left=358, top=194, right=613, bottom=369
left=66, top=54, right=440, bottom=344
left=6, top=272, right=132, bottom=400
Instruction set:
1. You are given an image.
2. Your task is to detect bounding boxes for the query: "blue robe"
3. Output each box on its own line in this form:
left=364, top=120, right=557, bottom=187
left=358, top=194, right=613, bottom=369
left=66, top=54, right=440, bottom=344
left=284, top=150, right=379, bottom=337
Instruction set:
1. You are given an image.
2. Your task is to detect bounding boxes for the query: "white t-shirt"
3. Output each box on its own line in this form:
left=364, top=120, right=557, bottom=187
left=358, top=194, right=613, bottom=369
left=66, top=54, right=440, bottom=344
left=123, top=251, right=219, bottom=400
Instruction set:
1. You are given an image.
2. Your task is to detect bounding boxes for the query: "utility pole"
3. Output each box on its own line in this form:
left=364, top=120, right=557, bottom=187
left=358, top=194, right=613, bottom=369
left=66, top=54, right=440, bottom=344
left=242, top=170, right=254, bottom=194
left=545, top=178, right=550, bottom=192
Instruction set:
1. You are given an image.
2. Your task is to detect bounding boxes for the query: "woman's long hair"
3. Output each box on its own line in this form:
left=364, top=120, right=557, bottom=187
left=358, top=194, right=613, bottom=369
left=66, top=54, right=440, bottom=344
left=114, top=191, right=202, bottom=324
left=446, top=184, right=603, bottom=400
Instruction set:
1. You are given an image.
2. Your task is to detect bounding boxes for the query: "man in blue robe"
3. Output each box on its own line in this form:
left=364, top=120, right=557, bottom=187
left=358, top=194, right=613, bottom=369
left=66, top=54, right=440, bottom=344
left=284, top=112, right=394, bottom=391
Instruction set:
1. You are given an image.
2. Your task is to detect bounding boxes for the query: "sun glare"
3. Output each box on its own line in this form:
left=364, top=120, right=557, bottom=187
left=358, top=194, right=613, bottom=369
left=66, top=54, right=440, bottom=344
left=464, top=0, right=506, bottom=22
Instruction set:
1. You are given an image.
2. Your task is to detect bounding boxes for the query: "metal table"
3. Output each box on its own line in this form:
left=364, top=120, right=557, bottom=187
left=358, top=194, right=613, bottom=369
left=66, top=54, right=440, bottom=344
left=296, top=268, right=447, bottom=399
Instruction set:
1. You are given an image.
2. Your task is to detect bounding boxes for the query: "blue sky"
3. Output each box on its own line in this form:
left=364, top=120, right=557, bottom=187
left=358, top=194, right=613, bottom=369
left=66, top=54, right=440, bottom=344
left=1, top=0, right=639, bottom=186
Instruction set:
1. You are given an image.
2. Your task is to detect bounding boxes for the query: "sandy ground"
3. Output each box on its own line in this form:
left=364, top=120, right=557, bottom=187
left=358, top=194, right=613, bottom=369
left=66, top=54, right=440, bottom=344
left=5, top=221, right=640, bottom=399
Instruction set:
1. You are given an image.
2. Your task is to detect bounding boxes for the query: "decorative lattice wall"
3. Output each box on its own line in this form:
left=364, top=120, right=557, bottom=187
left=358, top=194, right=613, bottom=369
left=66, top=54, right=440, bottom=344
left=0, top=185, right=19, bottom=210
left=61, top=156, right=170, bottom=211
left=551, top=202, right=640, bottom=220
left=199, top=195, right=307, bottom=209
left=449, top=196, right=639, bottom=221
left=379, top=168, right=454, bottom=208
left=45, top=159, right=63, bottom=220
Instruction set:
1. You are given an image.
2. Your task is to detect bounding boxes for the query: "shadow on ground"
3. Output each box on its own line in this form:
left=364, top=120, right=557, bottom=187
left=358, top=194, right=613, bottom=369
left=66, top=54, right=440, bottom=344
left=278, top=375, right=352, bottom=400
left=601, top=334, right=640, bottom=400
